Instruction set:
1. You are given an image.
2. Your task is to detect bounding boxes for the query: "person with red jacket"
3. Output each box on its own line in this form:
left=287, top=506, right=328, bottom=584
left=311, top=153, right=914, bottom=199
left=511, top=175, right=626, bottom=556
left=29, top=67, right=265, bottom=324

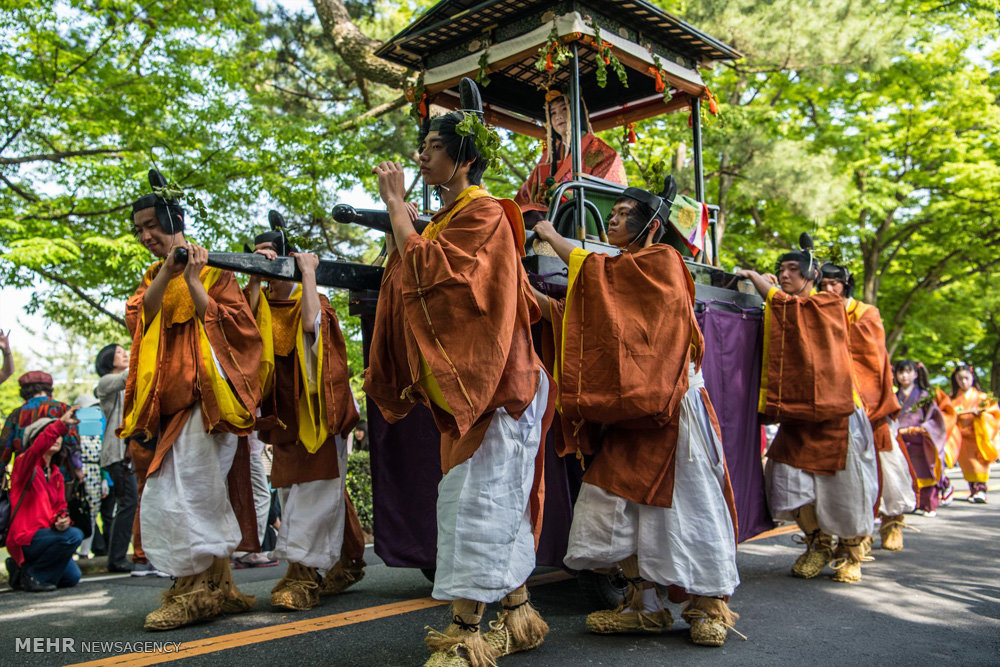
left=5, top=408, right=83, bottom=592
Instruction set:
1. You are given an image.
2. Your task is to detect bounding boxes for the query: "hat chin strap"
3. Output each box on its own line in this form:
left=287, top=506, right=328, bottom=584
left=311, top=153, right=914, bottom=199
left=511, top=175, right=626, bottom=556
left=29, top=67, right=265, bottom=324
left=432, top=137, right=467, bottom=195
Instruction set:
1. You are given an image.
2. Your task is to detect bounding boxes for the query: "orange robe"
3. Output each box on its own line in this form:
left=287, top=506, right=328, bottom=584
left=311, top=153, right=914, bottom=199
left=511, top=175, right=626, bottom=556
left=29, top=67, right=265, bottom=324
left=252, top=289, right=364, bottom=559
left=547, top=245, right=709, bottom=508
left=515, top=133, right=627, bottom=215
left=363, top=187, right=553, bottom=538
left=254, top=292, right=359, bottom=488
left=845, top=299, right=900, bottom=451
left=946, top=389, right=999, bottom=483
left=119, top=262, right=262, bottom=552
left=760, top=288, right=856, bottom=475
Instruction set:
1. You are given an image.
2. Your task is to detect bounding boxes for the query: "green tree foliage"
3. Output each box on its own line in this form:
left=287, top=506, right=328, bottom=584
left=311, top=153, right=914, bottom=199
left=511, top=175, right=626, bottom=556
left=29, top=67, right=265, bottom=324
left=0, top=349, right=31, bottom=419
left=0, top=1, right=425, bottom=391
left=623, top=0, right=1000, bottom=384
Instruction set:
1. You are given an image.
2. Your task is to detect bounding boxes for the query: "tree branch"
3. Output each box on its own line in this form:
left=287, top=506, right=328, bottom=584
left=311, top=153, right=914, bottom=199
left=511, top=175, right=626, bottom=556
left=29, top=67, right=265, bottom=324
left=500, top=153, right=527, bottom=184
left=30, top=266, right=127, bottom=329
left=334, top=94, right=407, bottom=131
left=0, top=172, right=39, bottom=202
left=0, top=147, right=126, bottom=165
left=311, top=0, right=411, bottom=90
left=18, top=203, right=130, bottom=223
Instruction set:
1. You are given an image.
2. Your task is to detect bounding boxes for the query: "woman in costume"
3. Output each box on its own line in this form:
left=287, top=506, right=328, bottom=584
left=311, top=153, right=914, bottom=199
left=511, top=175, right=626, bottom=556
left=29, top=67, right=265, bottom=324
left=893, top=360, right=949, bottom=515
left=946, top=365, right=999, bottom=503
left=514, top=89, right=626, bottom=226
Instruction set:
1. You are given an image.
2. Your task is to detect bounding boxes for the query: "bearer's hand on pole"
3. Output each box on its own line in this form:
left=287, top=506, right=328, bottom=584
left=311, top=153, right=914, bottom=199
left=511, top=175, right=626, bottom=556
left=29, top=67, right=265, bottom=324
left=184, top=243, right=211, bottom=321
left=734, top=269, right=775, bottom=298
left=162, top=242, right=186, bottom=278
left=183, top=243, right=208, bottom=283
left=292, top=252, right=321, bottom=333
left=292, top=251, right=319, bottom=276
left=534, top=220, right=559, bottom=244
left=373, top=161, right=406, bottom=206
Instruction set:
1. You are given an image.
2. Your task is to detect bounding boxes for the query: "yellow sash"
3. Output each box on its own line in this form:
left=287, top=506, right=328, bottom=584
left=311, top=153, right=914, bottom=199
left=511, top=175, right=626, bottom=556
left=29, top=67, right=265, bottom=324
left=293, top=296, right=328, bottom=454
left=259, top=286, right=327, bottom=452
left=254, top=295, right=276, bottom=397
left=421, top=186, right=491, bottom=241
left=555, top=247, right=592, bottom=412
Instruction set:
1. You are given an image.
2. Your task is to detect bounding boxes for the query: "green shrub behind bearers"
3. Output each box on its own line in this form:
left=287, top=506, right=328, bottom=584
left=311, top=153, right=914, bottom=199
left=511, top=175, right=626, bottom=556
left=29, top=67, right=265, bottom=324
left=346, top=450, right=373, bottom=536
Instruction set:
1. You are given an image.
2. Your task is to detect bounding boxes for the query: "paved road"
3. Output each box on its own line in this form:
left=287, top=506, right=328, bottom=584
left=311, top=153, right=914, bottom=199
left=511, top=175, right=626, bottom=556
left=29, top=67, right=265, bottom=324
left=1, top=469, right=997, bottom=667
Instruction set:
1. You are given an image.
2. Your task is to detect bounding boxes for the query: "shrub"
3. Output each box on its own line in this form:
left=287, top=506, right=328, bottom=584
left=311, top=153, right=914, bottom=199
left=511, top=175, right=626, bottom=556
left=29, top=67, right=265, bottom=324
left=346, top=450, right=373, bottom=535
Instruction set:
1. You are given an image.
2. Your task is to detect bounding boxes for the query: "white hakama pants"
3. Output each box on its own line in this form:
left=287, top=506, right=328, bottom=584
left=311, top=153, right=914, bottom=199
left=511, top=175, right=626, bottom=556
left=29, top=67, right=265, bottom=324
left=766, top=406, right=878, bottom=538
left=141, top=406, right=241, bottom=577
left=878, top=420, right=917, bottom=516
left=432, top=372, right=549, bottom=603
left=563, top=366, right=740, bottom=597
left=273, top=434, right=348, bottom=570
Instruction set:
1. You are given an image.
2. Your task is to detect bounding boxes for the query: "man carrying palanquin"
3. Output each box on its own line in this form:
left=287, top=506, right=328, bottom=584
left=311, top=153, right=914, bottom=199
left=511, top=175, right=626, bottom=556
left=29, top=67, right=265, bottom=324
left=119, top=172, right=262, bottom=630
left=737, top=238, right=878, bottom=584
left=243, top=227, right=364, bottom=612
left=364, top=89, right=554, bottom=667
left=818, top=263, right=914, bottom=552
left=530, top=187, right=741, bottom=647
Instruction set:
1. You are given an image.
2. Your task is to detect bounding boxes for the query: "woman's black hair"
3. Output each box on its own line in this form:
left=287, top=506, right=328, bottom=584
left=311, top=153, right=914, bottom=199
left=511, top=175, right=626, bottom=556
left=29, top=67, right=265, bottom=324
left=614, top=194, right=667, bottom=244
left=950, top=364, right=983, bottom=398
left=893, top=359, right=930, bottom=393
left=95, top=343, right=120, bottom=377
left=420, top=113, right=488, bottom=186
left=20, top=382, right=53, bottom=401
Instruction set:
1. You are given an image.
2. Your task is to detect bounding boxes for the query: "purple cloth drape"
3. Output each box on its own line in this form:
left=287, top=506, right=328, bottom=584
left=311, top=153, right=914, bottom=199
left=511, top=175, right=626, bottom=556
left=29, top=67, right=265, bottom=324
left=696, top=302, right=773, bottom=541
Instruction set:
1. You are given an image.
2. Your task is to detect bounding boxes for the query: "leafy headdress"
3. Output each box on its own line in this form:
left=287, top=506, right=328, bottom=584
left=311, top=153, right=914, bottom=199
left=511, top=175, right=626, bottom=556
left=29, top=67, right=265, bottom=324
left=427, top=77, right=501, bottom=174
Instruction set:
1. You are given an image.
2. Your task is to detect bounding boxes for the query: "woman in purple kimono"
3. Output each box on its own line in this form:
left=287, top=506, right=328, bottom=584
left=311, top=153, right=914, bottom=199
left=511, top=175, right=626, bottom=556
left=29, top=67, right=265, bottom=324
left=893, top=360, right=950, bottom=516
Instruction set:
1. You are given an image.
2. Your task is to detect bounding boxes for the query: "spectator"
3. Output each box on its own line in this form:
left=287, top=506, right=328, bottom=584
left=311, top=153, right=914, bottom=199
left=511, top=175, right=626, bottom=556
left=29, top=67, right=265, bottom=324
left=1, top=372, right=84, bottom=481
left=5, top=409, right=84, bottom=592
left=351, top=420, right=369, bottom=452
left=0, top=329, right=12, bottom=385
left=94, top=343, right=138, bottom=574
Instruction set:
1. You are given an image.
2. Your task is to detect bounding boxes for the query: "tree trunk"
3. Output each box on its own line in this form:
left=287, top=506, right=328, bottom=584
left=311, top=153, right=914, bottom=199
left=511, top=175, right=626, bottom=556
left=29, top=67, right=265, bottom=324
left=312, top=0, right=411, bottom=90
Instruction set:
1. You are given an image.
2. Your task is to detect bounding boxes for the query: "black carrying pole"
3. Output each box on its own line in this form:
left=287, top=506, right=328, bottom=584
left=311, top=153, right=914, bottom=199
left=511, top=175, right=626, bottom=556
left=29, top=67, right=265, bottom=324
left=172, top=249, right=383, bottom=291
left=691, top=97, right=705, bottom=204
left=569, top=43, right=586, bottom=243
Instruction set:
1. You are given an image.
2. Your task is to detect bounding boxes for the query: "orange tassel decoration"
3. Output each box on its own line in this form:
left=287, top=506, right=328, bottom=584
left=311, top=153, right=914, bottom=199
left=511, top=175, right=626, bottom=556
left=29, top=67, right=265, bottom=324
left=627, top=123, right=637, bottom=144
left=418, top=94, right=427, bottom=118
left=648, top=67, right=665, bottom=93
left=706, top=88, right=719, bottom=115
left=545, top=50, right=554, bottom=71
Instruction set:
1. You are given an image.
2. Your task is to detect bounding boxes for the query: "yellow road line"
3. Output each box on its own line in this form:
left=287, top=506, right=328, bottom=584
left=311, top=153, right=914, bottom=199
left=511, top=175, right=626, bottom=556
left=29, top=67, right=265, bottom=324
left=744, top=524, right=799, bottom=542
left=67, top=571, right=572, bottom=666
